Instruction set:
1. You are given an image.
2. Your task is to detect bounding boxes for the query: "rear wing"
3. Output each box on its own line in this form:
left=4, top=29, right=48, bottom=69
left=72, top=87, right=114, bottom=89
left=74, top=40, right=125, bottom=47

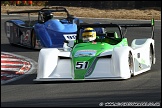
left=118, top=18, right=155, bottom=39
left=76, top=18, right=155, bottom=43
left=7, top=6, right=72, bottom=25
left=77, top=18, right=154, bottom=39
left=7, top=6, right=70, bottom=15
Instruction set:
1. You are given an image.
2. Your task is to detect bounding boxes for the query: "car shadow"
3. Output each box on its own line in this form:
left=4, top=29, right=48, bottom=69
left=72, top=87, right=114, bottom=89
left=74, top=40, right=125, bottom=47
left=1, top=43, right=40, bottom=52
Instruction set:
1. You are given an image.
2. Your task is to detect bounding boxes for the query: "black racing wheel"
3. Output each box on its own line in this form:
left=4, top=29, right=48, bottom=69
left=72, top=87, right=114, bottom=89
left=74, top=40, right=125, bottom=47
left=149, top=46, right=153, bottom=66
left=128, top=51, right=134, bottom=76
left=31, top=30, right=36, bottom=49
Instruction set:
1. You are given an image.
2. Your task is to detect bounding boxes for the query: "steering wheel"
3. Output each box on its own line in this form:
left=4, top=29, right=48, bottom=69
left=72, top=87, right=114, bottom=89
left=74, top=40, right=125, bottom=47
left=67, top=15, right=75, bottom=23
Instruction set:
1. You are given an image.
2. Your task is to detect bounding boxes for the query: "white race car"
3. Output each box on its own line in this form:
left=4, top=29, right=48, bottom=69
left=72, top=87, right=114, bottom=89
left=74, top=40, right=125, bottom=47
left=34, top=19, right=156, bottom=81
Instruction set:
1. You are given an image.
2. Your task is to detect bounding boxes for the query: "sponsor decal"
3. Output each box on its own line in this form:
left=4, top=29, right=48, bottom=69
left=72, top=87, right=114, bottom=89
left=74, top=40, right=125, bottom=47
left=139, top=63, right=142, bottom=69
left=24, top=30, right=30, bottom=41
left=74, top=50, right=96, bottom=57
left=63, top=34, right=76, bottom=40
left=20, top=30, right=31, bottom=44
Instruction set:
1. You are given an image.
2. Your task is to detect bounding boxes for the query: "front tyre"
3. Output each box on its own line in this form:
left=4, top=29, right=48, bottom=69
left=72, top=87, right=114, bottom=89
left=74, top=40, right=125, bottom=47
left=149, top=46, right=153, bottom=66
left=128, top=51, right=134, bottom=76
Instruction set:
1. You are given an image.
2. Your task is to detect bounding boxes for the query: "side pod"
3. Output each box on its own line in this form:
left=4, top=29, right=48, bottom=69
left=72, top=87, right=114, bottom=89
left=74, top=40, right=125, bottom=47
left=36, top=48, right=59, bottom=79
left=112, top=46, right=133, bottom=79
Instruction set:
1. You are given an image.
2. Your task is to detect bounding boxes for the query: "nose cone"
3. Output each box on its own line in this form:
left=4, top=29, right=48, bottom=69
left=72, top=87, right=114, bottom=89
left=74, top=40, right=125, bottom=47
left=71, top=42, right=109, bottom=79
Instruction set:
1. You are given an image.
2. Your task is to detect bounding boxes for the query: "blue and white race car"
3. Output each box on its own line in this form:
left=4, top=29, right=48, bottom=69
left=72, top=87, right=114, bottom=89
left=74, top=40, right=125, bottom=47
left=4, top=6, right=83, bottom=49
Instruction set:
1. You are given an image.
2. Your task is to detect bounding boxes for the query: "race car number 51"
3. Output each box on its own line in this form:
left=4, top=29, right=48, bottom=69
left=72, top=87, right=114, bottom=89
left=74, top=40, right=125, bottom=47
left=75, top=61, right=89, bottom=69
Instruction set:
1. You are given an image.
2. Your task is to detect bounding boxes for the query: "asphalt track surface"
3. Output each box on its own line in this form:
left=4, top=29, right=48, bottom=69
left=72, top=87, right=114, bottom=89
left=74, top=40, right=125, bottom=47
left=1, top=15, right=161, bottom=107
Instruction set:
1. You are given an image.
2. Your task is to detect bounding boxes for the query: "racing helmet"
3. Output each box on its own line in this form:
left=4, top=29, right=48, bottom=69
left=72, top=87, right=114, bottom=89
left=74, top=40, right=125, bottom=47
left=43, top=10, right=53, bottom=22
left=82, top=27, right=96, bottom=42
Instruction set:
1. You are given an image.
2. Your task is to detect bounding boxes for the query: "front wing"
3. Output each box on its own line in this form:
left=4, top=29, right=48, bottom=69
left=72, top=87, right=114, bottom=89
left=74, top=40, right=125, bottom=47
left=34, top=47, right=134, bottom=81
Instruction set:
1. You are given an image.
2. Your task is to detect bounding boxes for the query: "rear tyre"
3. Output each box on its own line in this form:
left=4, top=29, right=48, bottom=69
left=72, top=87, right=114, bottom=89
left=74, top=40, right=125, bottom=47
left=149, top=46, right=153, bottom=66
left=31, top=30, right=36, bottom=49
left=128, top=51, right=134, bottom=76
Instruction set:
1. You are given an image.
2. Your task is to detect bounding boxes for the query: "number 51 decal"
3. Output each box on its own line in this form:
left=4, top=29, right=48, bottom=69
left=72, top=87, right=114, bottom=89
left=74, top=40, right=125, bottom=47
left=75, top=61, right=89, bottom=69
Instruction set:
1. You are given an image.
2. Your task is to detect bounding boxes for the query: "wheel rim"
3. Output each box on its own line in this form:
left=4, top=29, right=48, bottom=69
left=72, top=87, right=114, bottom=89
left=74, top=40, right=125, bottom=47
left=128, top=52, right=133, bottom=74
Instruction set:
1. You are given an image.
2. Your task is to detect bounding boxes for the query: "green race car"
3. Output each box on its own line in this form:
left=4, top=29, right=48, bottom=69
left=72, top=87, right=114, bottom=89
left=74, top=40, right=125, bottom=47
left=34, top=19, right=155, bottom=81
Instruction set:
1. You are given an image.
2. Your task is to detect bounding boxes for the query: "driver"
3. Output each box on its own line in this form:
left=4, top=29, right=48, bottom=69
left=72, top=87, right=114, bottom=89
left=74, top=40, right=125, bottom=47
left=43, top=10, right=53, bottom=22
left=82, top=27, right=96, bottom=42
